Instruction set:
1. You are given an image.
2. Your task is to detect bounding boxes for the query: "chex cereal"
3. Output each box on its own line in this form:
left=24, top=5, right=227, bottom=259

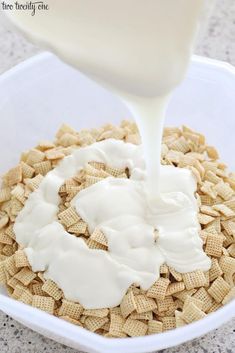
left=0, top=122, right=234, bottom=337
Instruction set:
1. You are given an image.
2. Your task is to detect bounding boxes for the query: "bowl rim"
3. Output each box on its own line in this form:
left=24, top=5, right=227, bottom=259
left=0, top=52, right=235, bottom=353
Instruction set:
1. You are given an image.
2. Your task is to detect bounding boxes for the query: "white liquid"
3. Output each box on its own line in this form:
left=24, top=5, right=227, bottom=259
left=14, top=140, right=211, bottom=308
left=5, top=0, right=212, bottom=308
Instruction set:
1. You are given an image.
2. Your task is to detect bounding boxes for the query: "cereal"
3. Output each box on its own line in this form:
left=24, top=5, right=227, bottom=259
left=90, top=228, right=108, bottom=246
left=14, top=268, right=36, bottom=286
left=26, top=149, right=45, bottom=166
left=25, top=174, right=44, bottom=191
left=4, top=165, right=22, bottom=187
left=162, top=317, right=176, bottom=331
left=205, top=233, right=224, bottom=257
left=182, top=270, right=206, bottom=290
left=182, top=302, right=206, bottom=324
left=85, top=316, right=108, bottom=332
left=219, top=256, right=235, bottom=275
left=109, top=313, right=125, bottom=337
left=209, top=258, right=223, bottom=282
left=147, top=277, right=170, bottom=300
left=208, top=277, right=231, bottom=303
left=32, top=295, right=55, bottom=314
left=135, top=295, right=157, bottom=313
left=83, top=308, right=109, bottom=318
left=222, top=287, right=235, bottom=305
left=120, top=290, right=136, bottom=318
left=42, top=279, right=63, bottom=300
left=34, top=161, right=52, bottom=176
left=58, top=206, right=80, bottom=227
left=0, top=122, right=234, bottom=338
left=123, top=318, right=148, bottom=337
left=14, top=250, right=29, bottom=268
left=148, top=320, right=163, bottom=334
left=175, top=310, right=186, bottom=328
left=166, top=282, right=185, bottom=296
left=58, top=299, right=83, bottom=319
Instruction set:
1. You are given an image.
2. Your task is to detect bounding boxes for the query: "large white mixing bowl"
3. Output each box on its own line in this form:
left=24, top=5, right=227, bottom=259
left=0, top=52, right=234, bottom=352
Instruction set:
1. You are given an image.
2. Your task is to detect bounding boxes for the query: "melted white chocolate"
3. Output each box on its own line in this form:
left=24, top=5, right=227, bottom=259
left=14, top=140, right=211, bottom=309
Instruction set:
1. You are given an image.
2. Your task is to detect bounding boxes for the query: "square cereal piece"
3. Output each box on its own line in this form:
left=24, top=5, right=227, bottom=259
left=169, top=267, right=182, bottom=282
left=182, top=270, right=206, bottom=290
left=7, top=277, right=21, bottom=289
left=120, top=290, right=137, bottom=318
left=156, top=296, right=174, bottom=313
left=19, top=291, right=33, bottom=305
left=130, top=311, right=153, bottom=321
left=213, top=204, right=235, bottom=218
left=34, top=161, right=52, bottom=176
left=228, top=244, right=235, bottom=257
left=209, top=258, right=223, bottom=282
left=90, top=228, right=108, bottom=246
left=0, top=187, right=11, bottom=203
left=175, top=310, right=186, bottom=328
left=109, top=313, right=125, bottom=338
left=42, top=279, right=63, bottom=300
left=208, top=277, right=230, bottom=303
left=14, top=250, right=30, bottom=268
left=193, top=288, right=214, bottom=312
left=14, top=267, right=36, bottom=286
left=25, top=174, right=44, bottom=191
left=32, top=283, right=46, bottom=296
left=4, top=256, right=19, bottom=276
left=147, top=320, right=163, bottom=335
left=32, top=295, right=55, bottom=314
left=182, top=302, right=206, bottom=324
left=58, top=206, right=80, bottom=227
left=123, top=318, right=148, bottom=337
left=147, top=277, right=170, bottom=301
left=4, top=165, right=22, bottom=186
left=11, top=284, right=28, bottom=300
left=219, top=256, right=235, bottom=275
left=60, top=316, right=82, bottom=327
left=85, top=316, right=108, bottom=333
left=198, top=213, right=214, bottom=225
left=68, top=221, right=87, bottom=235
left=135, top=294, right=157, bottom=313
left=0, top=214, right=9, bottom=230
left=45, top=148, right=65, bottom=160
left=207, top=302, right=222, bottom=314
left=26, top=149, right=45, bottom=166
left=0, top=232, right=13, bottom=245
left=214, top=182, right=234, bottom=201
left=160, top=264, right=169, bottom=275
left=162, top=317, right=176, bottom=331
left=58, top=299, right=83, bottom=319
left=166, top=282, right=185, bottom=296
left=183, top=295, right=204, bottom=311
left=20, top=162, right=35, bottom=179
left=83, top=308, right=109, bottom=318
left=222, top=287, right=235, bottom=305
left=205, top=233, right=224, bottom=257
left=0, top=262, right=6, bottom=284
left=221, top=220, right=235, bottom=236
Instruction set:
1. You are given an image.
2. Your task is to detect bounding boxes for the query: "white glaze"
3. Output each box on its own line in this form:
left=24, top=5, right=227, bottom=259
left=14, top=140, right=211, bottom=308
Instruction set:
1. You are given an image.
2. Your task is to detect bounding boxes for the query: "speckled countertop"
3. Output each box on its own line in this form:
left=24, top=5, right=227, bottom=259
left=0, top=0, right=234, bottom=352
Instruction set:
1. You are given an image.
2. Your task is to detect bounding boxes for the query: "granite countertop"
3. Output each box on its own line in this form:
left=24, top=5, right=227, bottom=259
left=0, top=0, right=234, bottom=352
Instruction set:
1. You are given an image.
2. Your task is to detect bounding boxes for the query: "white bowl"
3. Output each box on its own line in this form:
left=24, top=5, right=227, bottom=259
left=0, top=52, right=234, bottom=352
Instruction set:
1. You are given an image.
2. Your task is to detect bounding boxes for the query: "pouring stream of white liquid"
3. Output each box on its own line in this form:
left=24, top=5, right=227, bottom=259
left=5, top=0, right=212, bottom=307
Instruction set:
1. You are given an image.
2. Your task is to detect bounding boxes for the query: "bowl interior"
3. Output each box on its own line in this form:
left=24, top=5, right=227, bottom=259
left=0, top=52, right=235, bottom=353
